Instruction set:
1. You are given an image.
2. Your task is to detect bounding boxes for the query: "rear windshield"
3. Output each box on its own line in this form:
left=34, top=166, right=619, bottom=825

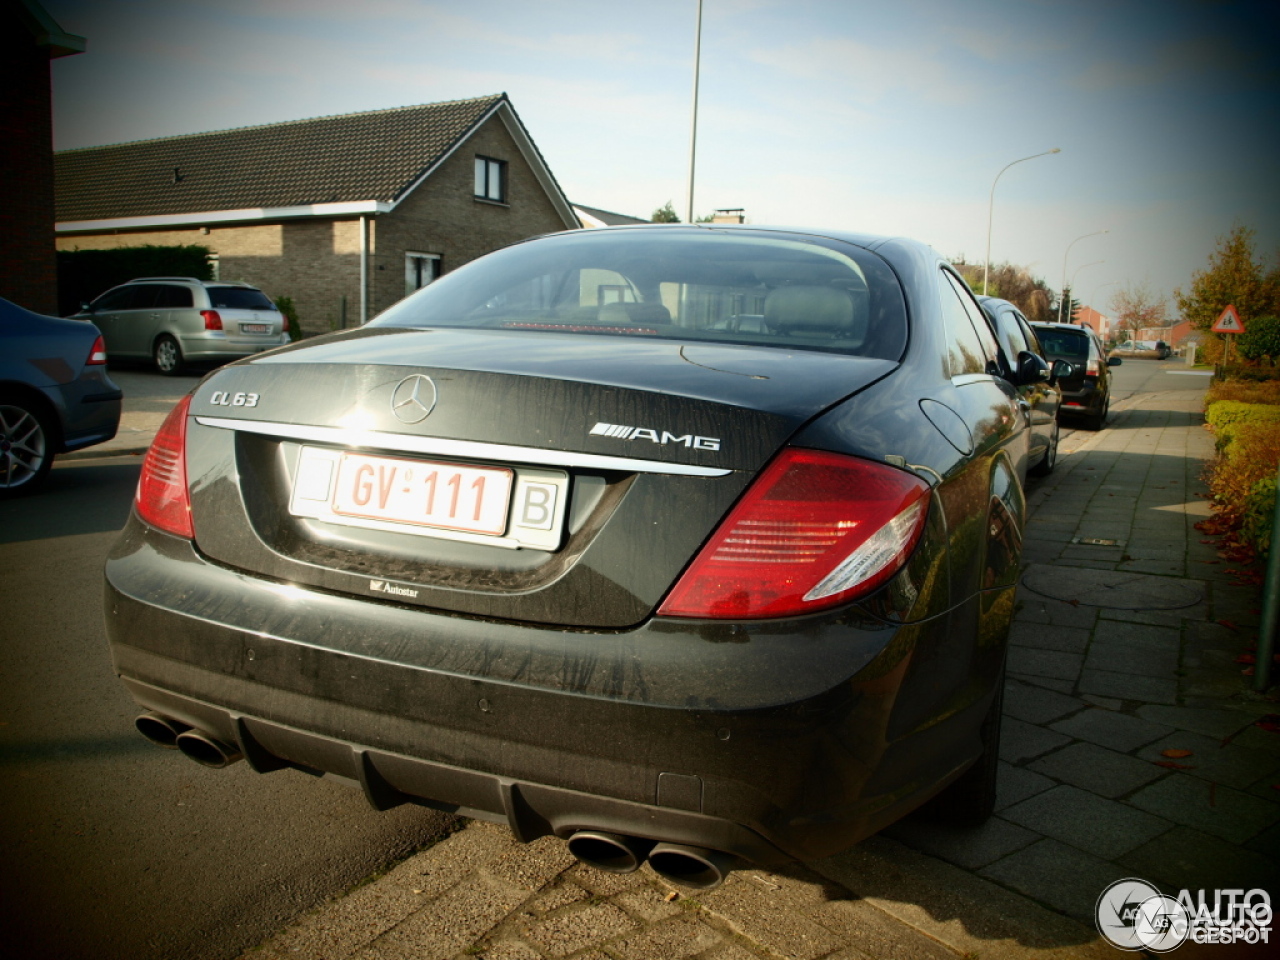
left=1033, top=328, right=1090, bottom=360
left=371, top=228, right=908, bottom=360
left=209, top=287, right=275, bottom=310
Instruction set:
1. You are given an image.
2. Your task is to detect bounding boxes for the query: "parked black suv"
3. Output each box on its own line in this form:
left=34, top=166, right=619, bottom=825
left=1030, top=322, right=1121, bottom=430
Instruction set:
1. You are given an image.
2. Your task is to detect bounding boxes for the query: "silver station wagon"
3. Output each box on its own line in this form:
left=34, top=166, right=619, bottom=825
left=74, top=277, right=289, bottom=375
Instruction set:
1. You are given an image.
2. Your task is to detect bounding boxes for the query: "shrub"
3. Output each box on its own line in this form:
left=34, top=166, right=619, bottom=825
left=1206, top=419, right=1280, bottom=533
left=274, top=296, right=302, bottom=341
left=1238, top=316, right=1280, bottom=363
left=1206, top=378, right=1280, bottom=406
left=1240, top=474, right=1278, bottom=558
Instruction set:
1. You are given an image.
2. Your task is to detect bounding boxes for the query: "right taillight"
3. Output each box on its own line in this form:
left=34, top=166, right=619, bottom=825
left=201, top=309, right=223, bottom=330
left=136, top=394, right=194, bottom=539
left=1086, top=357, right=1100, bottom=376
left=658, top=448, right=931, bottom=620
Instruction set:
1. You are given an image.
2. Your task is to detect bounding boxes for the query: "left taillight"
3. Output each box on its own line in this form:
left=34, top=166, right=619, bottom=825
left=135, top=394, right=193, bottom=539
left=658, top=448, right=931, bottom=620
left=201, top=309, right=223, bottom=330
left=86, top=335, right=108, bottom=365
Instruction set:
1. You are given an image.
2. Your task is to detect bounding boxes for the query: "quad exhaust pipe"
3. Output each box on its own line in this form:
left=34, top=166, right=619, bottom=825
left=135, top=713, right=243, bottom=768
left=566, top=830, right=733, bottom=890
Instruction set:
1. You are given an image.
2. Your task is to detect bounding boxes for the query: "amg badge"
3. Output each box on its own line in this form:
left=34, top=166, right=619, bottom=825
left=590, top=422, right=721, bottom=451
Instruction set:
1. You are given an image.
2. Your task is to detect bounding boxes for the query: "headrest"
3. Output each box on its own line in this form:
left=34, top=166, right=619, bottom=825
left=764, top=286, right=855, bottom=334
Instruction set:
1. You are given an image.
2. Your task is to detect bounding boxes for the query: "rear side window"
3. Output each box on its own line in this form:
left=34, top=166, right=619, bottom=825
left=94, top=286, right=152, bottom=311
left=208, top=287, right=275, bottom=310
left=154, top=285, right=194, bottom=309
left=371, top=229, right=908, bottom=360
left=1034, top=328, right=1089, bottom=360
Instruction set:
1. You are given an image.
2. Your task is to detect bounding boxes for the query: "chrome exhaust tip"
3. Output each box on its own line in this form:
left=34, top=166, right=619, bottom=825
left=175, top=729, right=244, bottom=768
left=647, top=842, right=734, bottom=890
left=135, top=712, right=191, bottom=748
left=566, top=831, right=654, bottom=874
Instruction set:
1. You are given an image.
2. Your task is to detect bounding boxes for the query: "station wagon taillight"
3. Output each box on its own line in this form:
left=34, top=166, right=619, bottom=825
left=201, top=310, right=223, bottom=330
left=87, top=335, right=107, bottom=365
left=658, top=449, right=930, bottom=620
left=136, top=395, right=194, bottom=539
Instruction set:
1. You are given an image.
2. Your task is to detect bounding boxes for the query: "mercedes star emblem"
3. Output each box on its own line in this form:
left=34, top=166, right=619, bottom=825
left=390, top=374, right=438, bottom=424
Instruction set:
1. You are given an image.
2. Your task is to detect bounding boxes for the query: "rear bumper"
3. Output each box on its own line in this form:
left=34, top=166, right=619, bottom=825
left=179, top=334, right=289, bottom=361
left=104, top=514, right=995, bottom=864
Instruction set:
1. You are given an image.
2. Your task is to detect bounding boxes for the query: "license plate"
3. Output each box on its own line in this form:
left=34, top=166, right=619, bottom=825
left=332, top=452, right=512, bottom=535
left=240, top=322, right=270, bottom=334
left=289, top=446, right=568, bottom=550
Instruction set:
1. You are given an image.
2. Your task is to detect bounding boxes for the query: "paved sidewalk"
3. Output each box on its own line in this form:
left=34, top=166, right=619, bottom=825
left=230, top=378, right=1279, bottom=959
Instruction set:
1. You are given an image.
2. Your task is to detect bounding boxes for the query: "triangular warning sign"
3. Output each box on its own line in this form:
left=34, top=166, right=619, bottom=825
left=1212, top=305, right=1245, bottom=333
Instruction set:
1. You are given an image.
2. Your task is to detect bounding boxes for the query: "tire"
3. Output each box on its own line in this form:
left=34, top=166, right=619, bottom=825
left=0, top=397, right=55, bottom=497
left=1086, top=395, right=1109, bottom=431
left=1029, top=420, right=1059, bottom=477
left=154, top=335, right=184, bottom=376
left=921, top=663, right=1005, bottom=826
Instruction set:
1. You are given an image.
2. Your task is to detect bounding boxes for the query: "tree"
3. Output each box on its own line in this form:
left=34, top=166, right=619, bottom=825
left=1237, top=316, right=1280, bottom=362
left=1175, top=226, right=1280, bottom=332
left=651, top=201, right=681, bottom=223
left=951, top=259, right=1056, bottom=322
left=1111, top=282, right=1168, bottom=340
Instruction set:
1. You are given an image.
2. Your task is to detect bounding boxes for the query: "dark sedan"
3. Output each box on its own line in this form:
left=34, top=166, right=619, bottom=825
left=978, top=296, right=1063, bottom=477
left=105, top=226, right=1032, bottom=888
left=1, top=297, right=122, bottom=495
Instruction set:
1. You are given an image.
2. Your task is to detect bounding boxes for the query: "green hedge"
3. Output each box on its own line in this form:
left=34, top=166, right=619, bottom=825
left=1205, top=401, right=1280, bottom=451
left=57, top=245, right=212, bottom=316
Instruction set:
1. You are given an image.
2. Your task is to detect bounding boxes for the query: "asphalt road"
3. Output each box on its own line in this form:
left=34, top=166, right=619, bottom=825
left=0, top=357, right=1206, bottom=960
left=0, top=371, right=457, bottom=960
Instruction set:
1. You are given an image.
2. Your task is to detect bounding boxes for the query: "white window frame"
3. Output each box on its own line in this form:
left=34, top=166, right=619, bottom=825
left=474, top=156, right=507, bottom=202
left=405, top=252, right=441, bottom=296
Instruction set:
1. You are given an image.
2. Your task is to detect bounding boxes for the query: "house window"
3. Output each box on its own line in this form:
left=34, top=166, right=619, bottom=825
left=474, top=156, right=507, bottom=202
left=406, top=252, right=441, bottom=295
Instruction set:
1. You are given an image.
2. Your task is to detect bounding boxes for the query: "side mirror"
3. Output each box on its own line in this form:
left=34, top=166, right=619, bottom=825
left=1050, top=359, right=1074, bottom=381
left=1107, top=357, right=1122, bottom=367
left=80, top=302, right=93, bottom=313
left=1015, top=350, right=1050, bottom=385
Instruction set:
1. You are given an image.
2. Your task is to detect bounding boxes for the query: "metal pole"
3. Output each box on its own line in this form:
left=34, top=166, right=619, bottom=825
left=983, top=148, right=1060, bottom=295
left=1255, top=462, right=1280, bottom=691
left=685, top=0, right=703, bottom=224
left=1059, top=229, right=1108, bottom=321
left=359, top=215, right=369, bottom=325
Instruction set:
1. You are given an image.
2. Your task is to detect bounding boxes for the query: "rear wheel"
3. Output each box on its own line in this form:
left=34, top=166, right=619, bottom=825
left=1029, top=421, right=1059, bottom=477
left=0, top=397, right=55, bottom=497
left=1086, top=395, right=1109, bottom=431
left=922, top=664, right=1005, bottom=825
left=154, top=335, right=184, bottom=376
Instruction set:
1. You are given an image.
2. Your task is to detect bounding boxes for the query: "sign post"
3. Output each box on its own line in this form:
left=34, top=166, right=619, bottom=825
left=1212, top=305, right=1246, bottom=368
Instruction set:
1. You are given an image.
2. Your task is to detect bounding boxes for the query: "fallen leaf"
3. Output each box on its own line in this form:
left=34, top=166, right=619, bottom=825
left=1067, top=598, right=1080, bottom=607
left=1255, top=716, right=1280, bottom=734
left=1161, top=749, right=1194, bottom=758
left=1237, top=653, right=1257, bottom=664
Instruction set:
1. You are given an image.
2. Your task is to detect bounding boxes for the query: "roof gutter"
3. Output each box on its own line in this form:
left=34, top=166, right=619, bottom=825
left=56, top=200, right=393, bottom=234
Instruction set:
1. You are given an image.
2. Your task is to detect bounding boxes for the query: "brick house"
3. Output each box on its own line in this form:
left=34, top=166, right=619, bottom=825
left=0, top=0, right=85, bottom=314
left=54, top=94, right=578, bottom=333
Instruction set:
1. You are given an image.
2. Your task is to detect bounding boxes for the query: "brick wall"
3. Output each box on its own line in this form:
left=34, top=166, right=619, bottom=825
left=0, top=19, right=58, bottom=314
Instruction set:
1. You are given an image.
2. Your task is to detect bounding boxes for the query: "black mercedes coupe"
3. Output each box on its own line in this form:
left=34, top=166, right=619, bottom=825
left=105, top=225, right=1032, bottom=888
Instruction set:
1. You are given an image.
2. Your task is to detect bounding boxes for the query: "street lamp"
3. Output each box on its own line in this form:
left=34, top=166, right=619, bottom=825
left=1059, top=229, right=1109, bottom=321
left=984, top=148, right=1061, bottom=295
left=1062, top=260, right=1104, bottom=323
left=685, top=0, right=703, bottom=224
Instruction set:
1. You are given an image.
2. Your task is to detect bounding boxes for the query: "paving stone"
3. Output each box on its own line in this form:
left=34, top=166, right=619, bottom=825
left=999, top=785, right=1173, bottom=859
left=1134, top=705, right=1259, bottom=739
left=697, top=873, right=842, bottom=960
left=1015, top=675, right=1077, bottom=694
left=1013, top=595, right=1099, bottom=628
left=1119, top=826, right=1280, bottom=893
left=1049, top=706, right=1173, bottom=751
left=1027, top=741, right=1167, bottom=798
left=1080, top=695, right=1124, bottom=710
left=978, top=838, right=1132, bottom=922
left=360, top=873, right=530, bottom=960
left=611, top=883, right=685, bottom=923
left=1244, top=820, right=1280, bottom=861
left=805, top=896, right=960, bottom=960
left=612, top=916, right=723, bottom=959
left=1128, top=774, right=1280, bottom=845
left=1008, top=621, right=1091, bottom=654
left=1137, top=731, right=1280, bottom=791
left=999, top=718, right=1072, bottom=763
left=1002, top=679, right=1085, bottom=724
left=519, top=901, right=639, bottom=958
left=884, top=815, right=1039, bottom=870
left=1092, top=619, right=1184, bottom=647
left=1084, top=640, right=1180, bottom=680
left=994, top=761, right=1056, bottom=810
left=1077, top=668, right=1179, bottom=704
left=1008, top=647, right=1084, bottom=681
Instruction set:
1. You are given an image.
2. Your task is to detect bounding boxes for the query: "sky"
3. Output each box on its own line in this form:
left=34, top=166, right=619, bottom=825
left=44, top=0, right=1280, bottom=317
